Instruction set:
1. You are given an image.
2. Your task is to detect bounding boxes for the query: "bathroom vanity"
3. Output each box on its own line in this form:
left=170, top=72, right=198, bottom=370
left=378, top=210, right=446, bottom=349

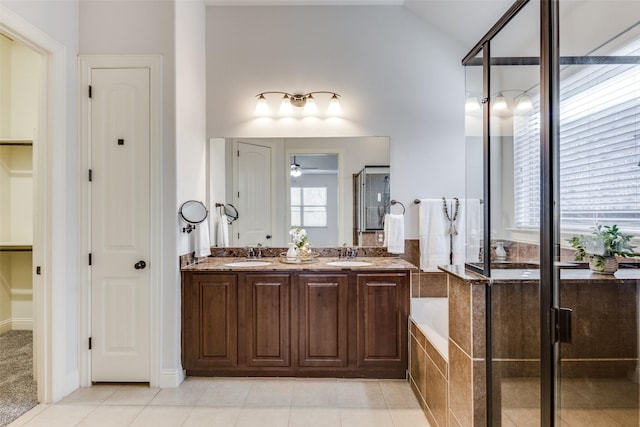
left=180, top=257, right=416, bottom=378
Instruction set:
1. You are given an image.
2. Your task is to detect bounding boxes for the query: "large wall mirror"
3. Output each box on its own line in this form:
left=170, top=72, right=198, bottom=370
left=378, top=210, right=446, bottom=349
left=209, top=137, right=390, bottom=248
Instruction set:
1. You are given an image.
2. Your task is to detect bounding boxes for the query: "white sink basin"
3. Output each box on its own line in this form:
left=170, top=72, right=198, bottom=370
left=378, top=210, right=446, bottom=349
left=326, top=260, right=373, bottom=267
left=224, top=261, right=272, bottom=267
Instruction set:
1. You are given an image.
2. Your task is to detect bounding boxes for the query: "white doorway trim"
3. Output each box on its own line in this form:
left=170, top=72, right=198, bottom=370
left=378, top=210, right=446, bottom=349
left=78, top=55, right=163, bottom=388
left=0, top=6, right=69, bottom=403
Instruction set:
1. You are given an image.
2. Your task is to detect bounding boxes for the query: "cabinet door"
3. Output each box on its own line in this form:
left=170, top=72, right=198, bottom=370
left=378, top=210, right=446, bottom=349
left=182, top=273, right=237, bottom=369
left=298, top=274, right=349, bottom=367
left=356, top=273, right=408, bottom=368
left=245, top=273, right=291, bottom=367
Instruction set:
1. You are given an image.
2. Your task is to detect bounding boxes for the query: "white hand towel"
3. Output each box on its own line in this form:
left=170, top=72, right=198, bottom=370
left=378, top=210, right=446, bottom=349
left=383, top=213, right=390, bottom=247
left=419, top=199, right=449, bottom=271
left=194, top=218, right=211, bottom=258
left=215, top=211, right=230, bottom=247
left=458, top=198, right=482, bottom=263
left=386, top=213, right=405, bottom=254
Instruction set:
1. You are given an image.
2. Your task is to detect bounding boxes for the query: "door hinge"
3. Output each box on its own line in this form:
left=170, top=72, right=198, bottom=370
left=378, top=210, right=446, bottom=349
left=36, top=266, right=41, bottom=275
left=88, top=85, right=92, bottom=98
left=88, top=169, right=92, bottom=182
left=88, top=337, right=92, bottom=350
left=237, top=150, right=240, bottom=157
left=89, top=253, right=92, bottom=266
left=552, top=307, right=572, bottom=344
left=238, top=233, right=240, bottom=239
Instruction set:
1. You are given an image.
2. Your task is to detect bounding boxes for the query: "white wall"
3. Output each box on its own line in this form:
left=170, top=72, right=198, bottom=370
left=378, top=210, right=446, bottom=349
left=206, top=6, right=466, bottom=239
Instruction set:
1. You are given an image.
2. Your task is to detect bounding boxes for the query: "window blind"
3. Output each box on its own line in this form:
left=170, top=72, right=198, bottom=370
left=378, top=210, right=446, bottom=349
left=514, top=39, right=640, bottom=229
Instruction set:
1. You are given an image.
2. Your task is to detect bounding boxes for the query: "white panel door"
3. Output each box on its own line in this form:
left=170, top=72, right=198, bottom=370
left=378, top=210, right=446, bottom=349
left=234, top=141, right=272, bottom=246
left=90, top=68, right=150, bottom=382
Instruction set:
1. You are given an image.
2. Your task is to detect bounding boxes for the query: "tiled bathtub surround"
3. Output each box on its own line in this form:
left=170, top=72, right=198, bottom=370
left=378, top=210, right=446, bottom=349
left=410, top=320, right=448, bottom=427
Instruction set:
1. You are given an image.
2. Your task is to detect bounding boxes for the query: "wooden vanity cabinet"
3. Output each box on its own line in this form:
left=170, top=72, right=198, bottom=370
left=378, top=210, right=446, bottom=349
left=298, top=274, right=349, bottom=368
left=181, top=273, right=238, bottom=370
left=244, top=273, right=291, bottom=368
left=181, top=269, right=409, bottom=378
left=356, top=273, right=409, bottom=370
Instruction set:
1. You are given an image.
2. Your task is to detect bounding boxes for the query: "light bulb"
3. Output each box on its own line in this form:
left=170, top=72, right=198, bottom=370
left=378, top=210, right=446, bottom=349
left=290, top=164, right=302, bottom=177
left=492, top=93, right=508, bottom=112
left=328, top=94, right=342, bottom=115
left=465, top=96, right=481, bottom=113
left=254, top=94, right=269, bottom=115
left=515, top=93, right=533, bottom=113
left=279, top=94, right=293, bottom=115
left=303, top=95, right=318, bottom=115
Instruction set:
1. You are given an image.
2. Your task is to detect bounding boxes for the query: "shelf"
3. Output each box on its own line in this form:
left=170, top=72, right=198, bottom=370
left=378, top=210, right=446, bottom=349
left=0, top=138, right=33, bottom=146
left=0, top=243, right=32, bottom=252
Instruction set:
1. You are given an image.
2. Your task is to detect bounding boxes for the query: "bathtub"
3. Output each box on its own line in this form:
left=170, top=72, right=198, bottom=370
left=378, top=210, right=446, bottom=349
left=410, top=297, right=448, bottom=360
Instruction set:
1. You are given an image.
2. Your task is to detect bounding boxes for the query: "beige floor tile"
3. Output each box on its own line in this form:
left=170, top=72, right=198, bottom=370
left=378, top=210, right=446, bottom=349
left=379, top=380, right=421, bottom=408
left=291, top=380, right=338, bottom=407
left=288, top=407, right=341, bottom=427
left=337, top=380, right=386, bottom=408
left=21, top=404, right=95, bottom=427
left=76, top=405, right=144, bottom=427
left=340, top=408, right=395, bottom=427
left=102, top=385, right=160, bottom=406
left=196, top=379, right=252, bottom=406
left=7, top=404, right=50, bottom=427
left=59, top=385, right=121, bottom=405
left=182, top=407, right=241, bottom=427
left=128, top=406, right=193, bottom=427
left=388, top=408, right=430, bottom=427
left=235, top=407, right=290, bottom=427
left=149, top=385, right=206, bottom=406
left=244, top=379, right=295, bottom=407
left=501, top=378, right=541, bottom=409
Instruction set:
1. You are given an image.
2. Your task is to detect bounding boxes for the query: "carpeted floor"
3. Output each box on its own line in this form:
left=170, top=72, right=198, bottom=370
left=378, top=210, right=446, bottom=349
left=0, top=330, right=37, bottom=427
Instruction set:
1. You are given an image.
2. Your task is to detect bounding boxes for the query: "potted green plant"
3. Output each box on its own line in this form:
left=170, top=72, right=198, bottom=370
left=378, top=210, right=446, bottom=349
left=568, top=225, right=640, bottom=274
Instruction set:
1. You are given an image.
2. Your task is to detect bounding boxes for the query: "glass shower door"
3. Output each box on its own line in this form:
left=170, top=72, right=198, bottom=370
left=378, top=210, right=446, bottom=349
left=556, top=3, right=640, bottom=425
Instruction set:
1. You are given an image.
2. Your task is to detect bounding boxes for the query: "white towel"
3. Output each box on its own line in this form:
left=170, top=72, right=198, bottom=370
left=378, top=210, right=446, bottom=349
left=418, top=199, right=449, bottom=271
left=384, top=213, right=405, bottom=254
left=458, top=198, right=482, bottom=263
left=215, top=210, right=230, bottom=247
left=194, top=218, right=211, bottom=258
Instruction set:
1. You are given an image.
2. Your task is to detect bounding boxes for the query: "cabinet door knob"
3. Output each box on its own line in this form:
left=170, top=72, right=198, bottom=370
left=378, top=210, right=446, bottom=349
left=134, top=260, right=147, bottom=270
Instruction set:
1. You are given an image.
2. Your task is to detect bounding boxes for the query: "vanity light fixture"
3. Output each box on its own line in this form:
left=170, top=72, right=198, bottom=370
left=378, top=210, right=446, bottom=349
left=254, top=91, right=341, bottom=117
left=514, top=92, right=534, bottom=113
left=465, top=95, right=481, bottom=113
left=492, top=92, right=509, bottom=113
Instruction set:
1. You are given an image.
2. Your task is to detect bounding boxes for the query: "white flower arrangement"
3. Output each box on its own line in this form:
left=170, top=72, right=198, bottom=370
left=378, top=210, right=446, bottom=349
left=289, top=226, right=309, bottom=249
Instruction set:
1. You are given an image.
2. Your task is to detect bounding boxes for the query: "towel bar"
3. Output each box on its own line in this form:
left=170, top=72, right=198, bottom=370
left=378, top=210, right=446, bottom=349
left=390, top=200, right=405, bottom=214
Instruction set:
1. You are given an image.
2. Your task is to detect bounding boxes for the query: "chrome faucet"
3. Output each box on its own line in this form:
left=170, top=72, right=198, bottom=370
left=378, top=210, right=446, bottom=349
left=338, top=244, right=357, bottom=259
left=256, top=243, right=263, bottom=259
left=246, top=246, right=255, bottom=259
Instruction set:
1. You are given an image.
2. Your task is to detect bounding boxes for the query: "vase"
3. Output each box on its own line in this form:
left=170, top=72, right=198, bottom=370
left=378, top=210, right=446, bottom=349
left=286, top=243, right=298, bottom=261
left=588, top=255, right=618, bottom=274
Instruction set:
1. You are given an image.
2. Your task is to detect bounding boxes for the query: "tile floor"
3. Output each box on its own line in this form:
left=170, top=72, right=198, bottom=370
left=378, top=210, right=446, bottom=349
left=7, top=378, right=431, bottom=427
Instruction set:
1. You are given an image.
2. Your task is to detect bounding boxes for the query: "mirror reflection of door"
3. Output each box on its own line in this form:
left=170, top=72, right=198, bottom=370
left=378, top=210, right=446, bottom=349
left=233, top=140, right=273, bottom=246
left=289, top=154, right=339, bottom=247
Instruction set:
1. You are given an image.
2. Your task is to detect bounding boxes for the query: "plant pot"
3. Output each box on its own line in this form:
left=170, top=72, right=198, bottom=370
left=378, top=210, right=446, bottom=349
left=588, top=255, right=618, bottom=275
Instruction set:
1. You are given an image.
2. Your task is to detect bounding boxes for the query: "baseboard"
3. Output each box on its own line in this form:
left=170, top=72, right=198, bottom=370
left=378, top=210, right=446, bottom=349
left=158, top=368, right=185, bottom=388
left=59, top=369, right=80, bottom=402
left=11, top=317, right=33, bottom=330
left=0, top=318, right=10, bottom=334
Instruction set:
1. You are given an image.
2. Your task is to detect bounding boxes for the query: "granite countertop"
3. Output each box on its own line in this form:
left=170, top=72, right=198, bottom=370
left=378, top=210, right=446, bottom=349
left=439, top=265, right=640, bottom=283
left=181, top=256, right=418, bottom=272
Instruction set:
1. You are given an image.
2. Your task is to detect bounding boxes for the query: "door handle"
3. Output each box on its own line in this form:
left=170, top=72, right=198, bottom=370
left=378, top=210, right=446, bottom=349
left=266, top=234, right=272, bottom=239
left=134, top=260, right=147, bottom=270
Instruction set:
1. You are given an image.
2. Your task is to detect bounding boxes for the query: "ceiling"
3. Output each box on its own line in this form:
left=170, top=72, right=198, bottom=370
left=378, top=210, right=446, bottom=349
left=205, top=0, right=516, bottom=49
